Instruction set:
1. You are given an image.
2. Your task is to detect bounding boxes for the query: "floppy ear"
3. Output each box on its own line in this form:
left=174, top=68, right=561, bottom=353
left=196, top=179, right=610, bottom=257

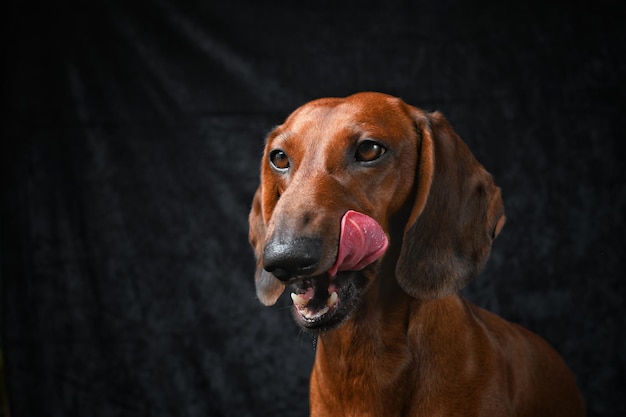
left=395, top=110, right=506, bottom=300
left=248, top=186, right=286, bottom=306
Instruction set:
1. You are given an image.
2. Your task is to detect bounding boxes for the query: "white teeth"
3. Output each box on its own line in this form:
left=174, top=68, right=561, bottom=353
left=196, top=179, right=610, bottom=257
left=290, top=292, right=308, bottom=308
left=327, top=291, right=339, bottom=307
left=292, top=290, right=340, bottom=320
left=302, top=306, right=329, bottom=319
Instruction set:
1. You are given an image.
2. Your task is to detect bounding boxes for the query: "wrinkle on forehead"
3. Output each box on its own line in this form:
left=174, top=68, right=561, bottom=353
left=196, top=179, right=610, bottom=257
left=283, top=99, right=410, bottom=141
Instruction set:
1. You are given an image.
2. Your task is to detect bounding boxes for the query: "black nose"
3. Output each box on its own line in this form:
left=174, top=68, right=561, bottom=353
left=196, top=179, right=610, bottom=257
left=263, top=237, right=322, bottom=281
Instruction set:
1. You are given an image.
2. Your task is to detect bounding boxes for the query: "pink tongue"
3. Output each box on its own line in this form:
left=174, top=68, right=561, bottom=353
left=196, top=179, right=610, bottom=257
left=328, top=210, right=389, bottom=277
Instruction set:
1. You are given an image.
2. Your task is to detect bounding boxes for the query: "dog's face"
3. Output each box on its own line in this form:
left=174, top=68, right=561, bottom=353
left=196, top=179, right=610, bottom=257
left=249, top=92, right=505, bottom=332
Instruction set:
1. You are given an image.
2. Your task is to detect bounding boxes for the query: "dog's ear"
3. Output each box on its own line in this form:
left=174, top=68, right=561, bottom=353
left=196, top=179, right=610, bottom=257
left=395, top=110, right=506, bottom=300
left=249, top=185, right=286, bottom=306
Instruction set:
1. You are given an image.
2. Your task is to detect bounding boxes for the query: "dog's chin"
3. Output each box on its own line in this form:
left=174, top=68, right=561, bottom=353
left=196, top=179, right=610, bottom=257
left=289, top=270, right=369, bottom=332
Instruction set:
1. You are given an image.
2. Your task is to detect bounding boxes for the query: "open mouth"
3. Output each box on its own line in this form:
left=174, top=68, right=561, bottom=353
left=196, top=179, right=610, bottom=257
left=265, top=210, right=388, bottom=331
left=289, top=271, right=365, bottom=331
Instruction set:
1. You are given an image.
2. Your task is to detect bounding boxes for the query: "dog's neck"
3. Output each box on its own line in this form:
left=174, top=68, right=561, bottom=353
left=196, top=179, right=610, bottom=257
left=311, top=292, right=471, bottom=416
left=310, top=274, right=419, bottom=416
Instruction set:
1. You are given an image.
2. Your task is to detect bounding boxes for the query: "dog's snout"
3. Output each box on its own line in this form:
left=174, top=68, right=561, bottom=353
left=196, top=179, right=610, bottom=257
left=263, top=237, right=322, bottom=281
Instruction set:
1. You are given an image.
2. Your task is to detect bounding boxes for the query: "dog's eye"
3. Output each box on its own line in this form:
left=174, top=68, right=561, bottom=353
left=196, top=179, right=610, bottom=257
left=355, top=141, right=386, bottom=162
left=269, top=149, right=290, bottom=170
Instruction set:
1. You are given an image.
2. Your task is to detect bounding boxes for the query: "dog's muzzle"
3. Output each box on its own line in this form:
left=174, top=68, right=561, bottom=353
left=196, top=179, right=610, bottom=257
left=263, top=210, right=389, bottom=330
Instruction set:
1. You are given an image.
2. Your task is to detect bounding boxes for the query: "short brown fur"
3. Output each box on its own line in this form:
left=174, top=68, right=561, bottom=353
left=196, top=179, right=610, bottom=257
left=249, top=92, right=585, bottom=416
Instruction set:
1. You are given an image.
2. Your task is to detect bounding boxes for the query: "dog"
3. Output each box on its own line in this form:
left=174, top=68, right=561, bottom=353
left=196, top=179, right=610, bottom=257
left=248, top=92, right=585, bottom=416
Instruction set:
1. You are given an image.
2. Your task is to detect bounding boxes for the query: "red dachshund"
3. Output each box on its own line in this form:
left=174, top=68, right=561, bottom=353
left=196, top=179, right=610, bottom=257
left=249, top=92, right=585, bottom=416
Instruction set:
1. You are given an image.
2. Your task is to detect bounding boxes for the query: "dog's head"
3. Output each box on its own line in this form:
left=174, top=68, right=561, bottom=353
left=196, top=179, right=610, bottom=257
left=249, top=92, right=505, bottom=331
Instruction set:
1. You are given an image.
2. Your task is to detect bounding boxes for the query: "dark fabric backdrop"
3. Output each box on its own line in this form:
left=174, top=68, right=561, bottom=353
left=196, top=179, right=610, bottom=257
left=2, top=1, right=624, bottom=416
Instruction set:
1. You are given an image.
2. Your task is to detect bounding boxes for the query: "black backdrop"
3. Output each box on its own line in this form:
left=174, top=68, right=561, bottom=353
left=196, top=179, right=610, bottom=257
left=2, top=1, right=625, bottom=416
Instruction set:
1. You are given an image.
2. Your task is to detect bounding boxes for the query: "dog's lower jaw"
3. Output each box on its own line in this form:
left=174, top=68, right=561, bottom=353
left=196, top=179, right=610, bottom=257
left=291, top=288, right=339, bottom=321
